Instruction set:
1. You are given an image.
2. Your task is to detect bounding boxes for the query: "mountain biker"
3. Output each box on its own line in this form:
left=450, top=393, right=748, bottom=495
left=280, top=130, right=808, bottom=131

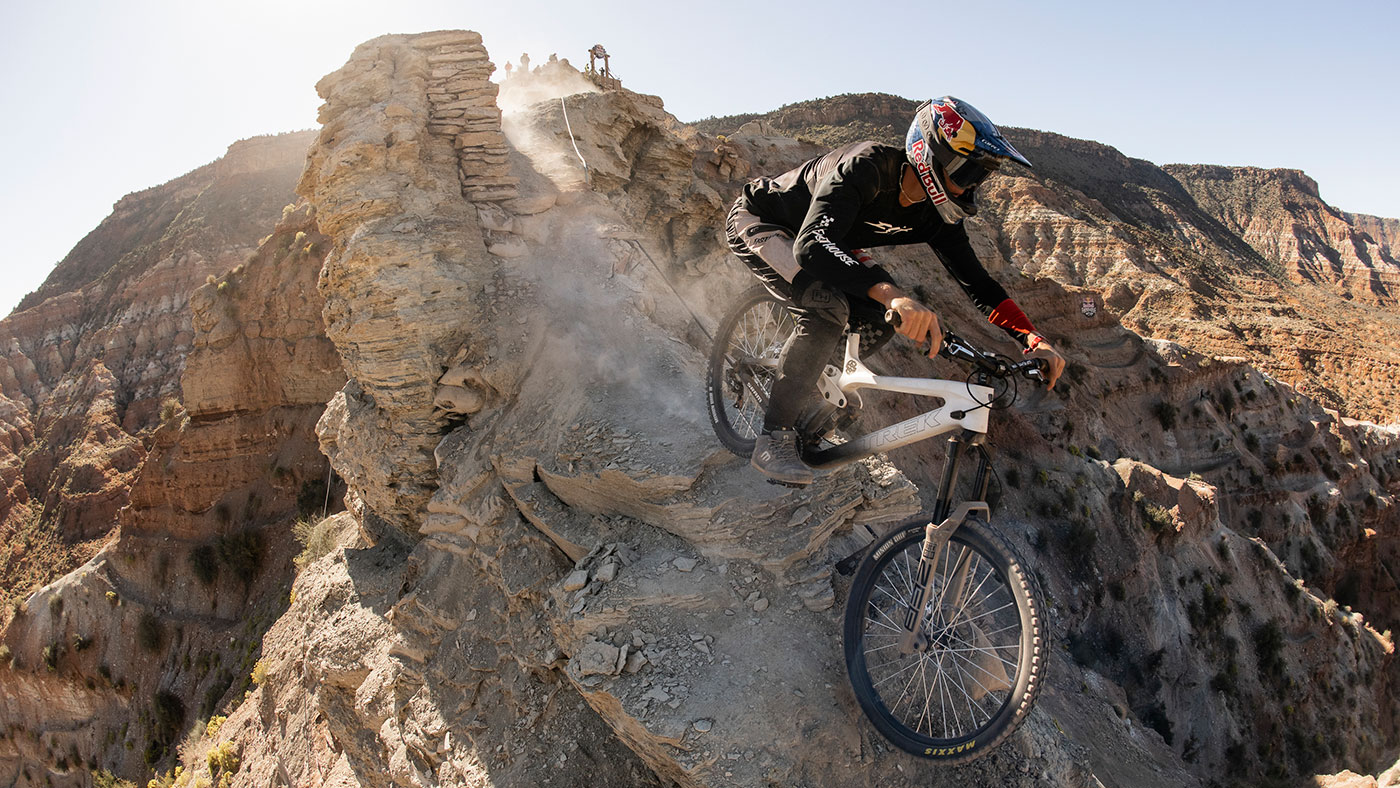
left=725, top=96, right=1066, bottom=486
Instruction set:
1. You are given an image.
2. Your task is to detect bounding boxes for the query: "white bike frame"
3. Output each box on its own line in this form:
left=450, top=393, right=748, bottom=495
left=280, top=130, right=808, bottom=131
left=805, top=332, right=994, bottom=470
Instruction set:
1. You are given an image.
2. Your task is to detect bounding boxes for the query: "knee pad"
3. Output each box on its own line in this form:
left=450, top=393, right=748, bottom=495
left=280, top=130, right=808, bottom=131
left=793, top=279, right=850, bottom=328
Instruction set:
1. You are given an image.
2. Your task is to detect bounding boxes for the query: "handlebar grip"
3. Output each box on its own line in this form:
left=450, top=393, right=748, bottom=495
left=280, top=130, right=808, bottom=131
left=885, top=309, right=901, bottom=328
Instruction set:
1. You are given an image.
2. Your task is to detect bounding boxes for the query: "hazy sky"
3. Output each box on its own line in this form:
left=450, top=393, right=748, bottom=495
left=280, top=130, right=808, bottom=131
left=2, top=0, right=1397, bottom=317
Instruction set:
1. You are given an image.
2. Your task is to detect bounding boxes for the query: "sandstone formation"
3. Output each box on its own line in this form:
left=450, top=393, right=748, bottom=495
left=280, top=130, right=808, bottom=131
left=0, top=132, right=316, bottom=615
left=1166, top=164, right=1400, bottom=303
left=0, top=205, right=343, bottom=784
left=1, top=40, right=1397, bottom=788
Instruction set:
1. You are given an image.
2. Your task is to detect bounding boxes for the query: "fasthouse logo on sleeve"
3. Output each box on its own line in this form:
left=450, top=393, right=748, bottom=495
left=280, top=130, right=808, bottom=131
left=811, top=216, right=860, bottom=267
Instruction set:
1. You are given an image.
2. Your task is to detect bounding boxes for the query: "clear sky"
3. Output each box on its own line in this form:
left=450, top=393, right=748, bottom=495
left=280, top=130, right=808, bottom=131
left=2, top=0, right=1397, bottom=317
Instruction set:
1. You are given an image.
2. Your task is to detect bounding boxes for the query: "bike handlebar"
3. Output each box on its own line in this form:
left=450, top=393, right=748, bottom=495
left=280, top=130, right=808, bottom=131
left=885, top=309, right=1047, bottom=384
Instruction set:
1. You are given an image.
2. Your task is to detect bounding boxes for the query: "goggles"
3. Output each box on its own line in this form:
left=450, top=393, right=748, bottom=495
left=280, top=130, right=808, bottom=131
left=943, top=155, right=999, bottom=190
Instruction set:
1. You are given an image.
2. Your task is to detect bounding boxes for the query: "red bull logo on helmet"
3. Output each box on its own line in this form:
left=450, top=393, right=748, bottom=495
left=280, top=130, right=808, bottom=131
left=909, top=138, right=947, bottom=205
left=934, top=103, right=965, bottom=141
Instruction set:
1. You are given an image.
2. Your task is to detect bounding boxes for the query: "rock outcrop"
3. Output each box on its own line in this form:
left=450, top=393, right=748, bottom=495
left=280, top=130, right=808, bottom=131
left=2, top=43, right=1398, bottom=788
left=1166, top=164, right=1400, bottom=303
left=0, top=132, right=316, bottom=614
left=0, top=204, right=343, bottom=784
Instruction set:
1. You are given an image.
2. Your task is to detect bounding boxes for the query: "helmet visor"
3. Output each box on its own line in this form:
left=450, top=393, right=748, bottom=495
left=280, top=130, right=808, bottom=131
left=944, top=156, right=998, bottom=189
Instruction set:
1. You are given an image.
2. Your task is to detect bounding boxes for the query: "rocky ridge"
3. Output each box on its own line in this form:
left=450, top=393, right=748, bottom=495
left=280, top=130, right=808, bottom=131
left=0, top=37, right=1397, bottom=788
left=0, top=202, right=343, bottom=782
left=0, top=132, right=316, bottom=615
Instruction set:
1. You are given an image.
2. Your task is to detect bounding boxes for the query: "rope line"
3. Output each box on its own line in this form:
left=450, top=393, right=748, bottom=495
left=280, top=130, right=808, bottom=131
left=559, top=94, right=709, bottom=343
left=559, top=96, right=590, bottom=185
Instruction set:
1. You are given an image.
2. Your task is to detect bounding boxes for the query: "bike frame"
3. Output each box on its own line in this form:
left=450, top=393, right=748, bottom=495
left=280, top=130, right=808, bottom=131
left=804, top=332, right=995, bottom=470
left=810, top=331, right=1002, bottom=657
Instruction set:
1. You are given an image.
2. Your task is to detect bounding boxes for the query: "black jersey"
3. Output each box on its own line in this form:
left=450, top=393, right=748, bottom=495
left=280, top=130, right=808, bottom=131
left=738, top=141, right=1014, bottom=325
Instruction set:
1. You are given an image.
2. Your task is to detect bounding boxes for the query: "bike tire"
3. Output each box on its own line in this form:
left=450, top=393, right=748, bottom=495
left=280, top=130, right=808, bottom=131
left=705, top=286, right=795, bottom=457
left=843, top=516, right=1045, bottom=763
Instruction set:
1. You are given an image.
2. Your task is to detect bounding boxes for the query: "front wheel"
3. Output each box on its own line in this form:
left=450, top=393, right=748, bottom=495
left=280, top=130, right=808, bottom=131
left=843, top=516, right=1045, bottom=763
left=705, top=286, right=795, bottom=457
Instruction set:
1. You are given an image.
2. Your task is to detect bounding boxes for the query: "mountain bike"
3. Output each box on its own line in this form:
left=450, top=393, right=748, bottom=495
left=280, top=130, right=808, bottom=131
left=705, top=285, right=1048, bottom=763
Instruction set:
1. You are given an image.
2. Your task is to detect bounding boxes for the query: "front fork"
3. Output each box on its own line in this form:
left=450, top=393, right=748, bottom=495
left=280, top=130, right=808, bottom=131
left=898, top=501, right=990, bottom=656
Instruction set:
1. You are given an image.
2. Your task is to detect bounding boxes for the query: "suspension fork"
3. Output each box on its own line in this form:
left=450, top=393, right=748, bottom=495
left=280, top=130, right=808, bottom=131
left=898, top=436, right=992, bottom=655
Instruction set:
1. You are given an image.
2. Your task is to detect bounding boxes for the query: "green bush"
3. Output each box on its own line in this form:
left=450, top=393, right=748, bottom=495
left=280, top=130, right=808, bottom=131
left=138, top=613, right=164, bottom=653
left=208, top=741, right=241, bottom=778
left=1254, top=620, right=1286, bottom=677
left=1152, top=401, right=1177, bottom=431
left=1135, top=491, right=1173, bottom=534
left=190, top=545, right=219, bottom=586
left=94, top=769, right=137, bottom=788
left=216, top=531, right=263, bottom=586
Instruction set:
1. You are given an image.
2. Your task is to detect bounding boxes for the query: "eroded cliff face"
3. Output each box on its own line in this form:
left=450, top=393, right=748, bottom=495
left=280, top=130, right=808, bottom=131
left=1166, top=164, right=1400, bottom=303
left=162, top=32, right=1396, bottom=788
left=2, top=36, right=1398, bottom=788
left=0, top=132, right=316, bottom=614
left=0, top=206, right=343, bottom=785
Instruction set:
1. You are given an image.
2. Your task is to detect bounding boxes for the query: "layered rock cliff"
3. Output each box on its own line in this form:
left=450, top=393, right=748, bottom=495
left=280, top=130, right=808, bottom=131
left=0, top=132, right=316, bottom=615
left=1, top=37, right=1398, bottom=788
left=0, top=203, right=342, bottom=784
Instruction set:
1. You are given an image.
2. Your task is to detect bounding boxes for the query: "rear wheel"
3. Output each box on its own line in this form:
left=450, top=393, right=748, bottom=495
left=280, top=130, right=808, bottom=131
left=843, top=516, right=1045, bottom=763
left=705, top=287, right=794, bottom=457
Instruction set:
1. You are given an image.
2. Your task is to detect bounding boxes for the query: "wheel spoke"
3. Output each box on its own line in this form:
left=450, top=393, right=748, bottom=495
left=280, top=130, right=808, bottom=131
left=847, top=524, right=1042, bottom=757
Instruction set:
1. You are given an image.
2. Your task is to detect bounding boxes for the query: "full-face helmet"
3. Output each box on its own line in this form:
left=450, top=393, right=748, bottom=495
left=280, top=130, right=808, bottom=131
left=905, top=96, right=1032, bottom=223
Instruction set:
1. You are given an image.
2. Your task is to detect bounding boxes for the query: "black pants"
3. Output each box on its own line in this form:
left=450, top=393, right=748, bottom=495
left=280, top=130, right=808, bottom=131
left=725, top=200, right=892, bottom=432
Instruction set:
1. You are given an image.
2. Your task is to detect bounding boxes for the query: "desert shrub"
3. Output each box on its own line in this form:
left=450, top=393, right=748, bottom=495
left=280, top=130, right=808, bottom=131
left=250, top=660, right=267, bottom=686
left=292, top=518, right=340, bottom=570
left=190, top=545, right=218, bottom=586
left=0, top=644, right=10, bottom=667
left=1188, top=584, right=1230, bottom=632
left=106, top=591, right=119, bottom=606
left=138, top=613, right=164, bottom=653
left=159, top=398, right=181, bottom=422
left=1254, top=620, right=1286, bottom=677
left=1152, top=401, right=1177, bottom=431
left=1135, top=491, right=1173, bottom=534
left=208, top=741, right=240, bottom=779
left=1068, top=445, right=1082, bottom=458
left=1086, top=445, right=1103, bottom=460
left=42, top=643, right=58, bottom=671
left=148, top=690, right=186, bottom=765
left=215, top=531, right=263, bottom=586
left=93, top=770, right=136, bottom=788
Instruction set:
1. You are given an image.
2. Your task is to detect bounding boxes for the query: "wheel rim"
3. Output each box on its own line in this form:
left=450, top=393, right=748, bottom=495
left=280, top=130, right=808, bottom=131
left=858, top=535, right=1024, bottom=743
left=718, top=298, right=793, bottom=443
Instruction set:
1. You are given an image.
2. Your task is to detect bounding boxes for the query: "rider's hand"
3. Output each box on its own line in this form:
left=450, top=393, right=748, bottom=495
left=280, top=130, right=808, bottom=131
left=889, top=297, right=942, bottom=359
left=1027, top=336, right=1066, bottom=389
